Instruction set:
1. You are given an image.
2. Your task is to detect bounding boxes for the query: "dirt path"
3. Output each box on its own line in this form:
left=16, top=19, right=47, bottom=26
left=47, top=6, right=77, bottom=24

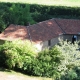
left=0, top=71, right=52, bottom=80
left=0, top=71, right=31, bottom=80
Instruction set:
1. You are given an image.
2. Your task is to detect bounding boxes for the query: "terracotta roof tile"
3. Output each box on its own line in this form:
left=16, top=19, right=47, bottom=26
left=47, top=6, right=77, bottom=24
left=0, top=24, right=29, bottom=41
left=55, top=19, right=80, bottom=34
left=0, top=18, right=80, bottom=43
left=28, top=19, right=63, bottom=42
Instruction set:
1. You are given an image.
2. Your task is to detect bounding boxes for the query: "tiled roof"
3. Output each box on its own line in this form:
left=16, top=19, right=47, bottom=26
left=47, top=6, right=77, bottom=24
left=0, top=24, right=29, bottom=41
left=29, top=19, right=63, bottom=43
left=55, top=18, right=80, bottom=34
left=0, top=18, right=80, bottom=43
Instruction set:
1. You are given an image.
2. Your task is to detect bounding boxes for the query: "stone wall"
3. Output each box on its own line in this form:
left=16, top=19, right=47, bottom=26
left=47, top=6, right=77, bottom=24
left=63, top=34, right=80, bottom=42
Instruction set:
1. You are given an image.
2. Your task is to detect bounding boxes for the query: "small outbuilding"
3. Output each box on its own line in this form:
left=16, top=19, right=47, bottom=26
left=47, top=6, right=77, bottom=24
left=0, top=18, right=80, bottom=51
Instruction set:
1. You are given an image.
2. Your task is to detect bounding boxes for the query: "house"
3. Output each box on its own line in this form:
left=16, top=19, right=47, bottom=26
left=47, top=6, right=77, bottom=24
left=0, top=18, right=80, bottom=51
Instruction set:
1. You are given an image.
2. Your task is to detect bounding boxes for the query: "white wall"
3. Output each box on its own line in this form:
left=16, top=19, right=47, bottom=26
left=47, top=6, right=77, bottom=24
left=35, top=35, right=63, bottom=51
left=51, top=35, right=63, bottom=47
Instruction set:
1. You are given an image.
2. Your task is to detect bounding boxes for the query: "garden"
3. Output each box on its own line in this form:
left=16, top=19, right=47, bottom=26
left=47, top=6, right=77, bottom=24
left=0, top=40, right=80, bottom=80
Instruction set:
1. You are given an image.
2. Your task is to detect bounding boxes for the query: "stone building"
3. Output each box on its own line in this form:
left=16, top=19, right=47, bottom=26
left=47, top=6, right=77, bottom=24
left=0, top=18, right=80, bottom=51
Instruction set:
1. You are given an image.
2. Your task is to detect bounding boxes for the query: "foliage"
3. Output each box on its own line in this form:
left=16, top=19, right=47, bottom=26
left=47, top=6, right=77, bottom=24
left=55, top=41, right=80, bottom=80
left=31, top=47, right=63, bottom=78
left=48, top=6, right=80, bottom=16
left=61, top=69, right=78, bottom=80
left=8, top=4, right=35, bottom=25
left=56, top=41, right=80, bottom=70
left=0, top=17, right=6, bottom=32
left=0, top=41, right=63, bottom=78
left=31, top=11, right=51, bottom=22
left=0, top=3, right=35, bottom=32
left=0, top=40, right=36, bottom=69
left=30, top=4, right=80, bottom=22
left=1, top=40, right=80, bottom=79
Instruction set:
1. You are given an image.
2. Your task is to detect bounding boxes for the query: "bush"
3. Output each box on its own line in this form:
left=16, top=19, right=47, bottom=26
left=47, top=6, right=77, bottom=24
left=55, top=41, right=80, bottom=80
left=31, top=47, right=63, bottom=78
left=0, top=40, right=63, bottom=78
left=56, top=41, right=80, bottom=70
left=0, top=40, right=36, bottom=70
left=1, top=40, right=80, bottom=79
left=61, top=69, right=78, bottom=80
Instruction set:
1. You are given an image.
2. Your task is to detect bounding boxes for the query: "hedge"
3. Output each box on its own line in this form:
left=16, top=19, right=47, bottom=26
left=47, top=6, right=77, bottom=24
left=30, top=4, right=80, bottom=16
left=30, top=4, right=80, bottom=22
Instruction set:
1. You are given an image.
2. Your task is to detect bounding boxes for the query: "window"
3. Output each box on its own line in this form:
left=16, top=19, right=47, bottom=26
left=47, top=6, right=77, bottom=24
left=48, top=40, right=51, bottom=46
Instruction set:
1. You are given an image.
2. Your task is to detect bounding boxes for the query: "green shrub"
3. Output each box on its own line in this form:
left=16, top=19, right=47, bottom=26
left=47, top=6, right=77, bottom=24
left=1, top=40, right=80, bottom=79
left=0, top=40, right=63, bottom=78
left=61, top=69, right=78, bottom=80
left=31, top=47, right=63, bottom=78
left=0, top=40, right=36, bottom=69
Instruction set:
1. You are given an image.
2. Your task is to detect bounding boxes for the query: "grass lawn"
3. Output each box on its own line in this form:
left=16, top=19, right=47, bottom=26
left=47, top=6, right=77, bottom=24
left=0, top=68, right=52, bottom=80
left=0, top=0, right=80, bottom=7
